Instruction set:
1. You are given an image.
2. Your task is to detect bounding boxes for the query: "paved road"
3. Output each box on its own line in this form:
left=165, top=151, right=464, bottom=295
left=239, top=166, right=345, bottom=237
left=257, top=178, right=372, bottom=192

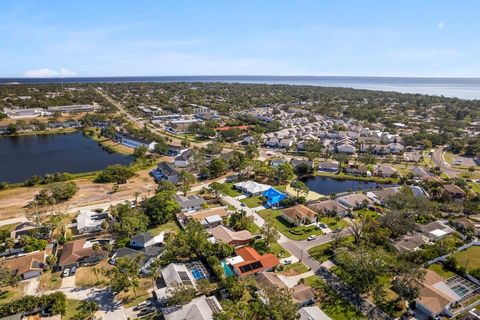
left=432, top=146, right=461, bottom=178
left=0, top=216, right=29, bottom=227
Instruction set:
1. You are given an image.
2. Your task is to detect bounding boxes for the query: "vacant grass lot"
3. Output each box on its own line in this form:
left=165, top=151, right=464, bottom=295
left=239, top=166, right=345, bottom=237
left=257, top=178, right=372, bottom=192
left=257, top=209, right=323, bottom=240
left=39, top=270, right=62, bottom=291
left=75, top=260, right=113, bottom=288
left=222, top=183, right=242, bottom=197
left=148, top=220, right=181, bottom=236
left=319, top=217, right=349, bottom=230
left=308, top=242, right=333, bottom=262
left=252, top=240, right=289, bottom=258
left=280, top=262, right=309, bottom=276
left=63, top=299, right=83, bottom=320
left=453, top=245, right=480, bottom=272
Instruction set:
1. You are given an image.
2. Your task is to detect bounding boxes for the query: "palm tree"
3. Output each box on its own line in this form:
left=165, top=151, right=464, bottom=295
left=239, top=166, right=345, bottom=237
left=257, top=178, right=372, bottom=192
left=148, top=258, right=162, bottom=288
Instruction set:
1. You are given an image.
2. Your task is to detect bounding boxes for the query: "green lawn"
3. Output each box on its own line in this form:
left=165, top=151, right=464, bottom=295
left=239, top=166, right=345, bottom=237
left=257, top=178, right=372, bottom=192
left=355, top=208, right=380, bottom=219
left=246, top=221, right=261, bottom=234
left=252, top=240, right=289, bottom=258
left=468, top=182, right=480, bottom=193
left=452, top=246, right=480, bottom=272
left=240, top=196, right=264, bottom=208
left=305, top=276, right=367, bottom=320
left=222, top=183, right=242, bottom=197
left=319, top=217, right=349, bottom=230
left=63, top=299, right=83, bottom=320
left=428, top=263, right=456, bottom=279
left=280, top=262, right=309, bottom=275
left=275, top=184, right=287, bottom=193
left=148, top=220, right=180, bottom=236
left=308, top=242, right=333, bottom=262
left=257, top=209, right=323, bottom=240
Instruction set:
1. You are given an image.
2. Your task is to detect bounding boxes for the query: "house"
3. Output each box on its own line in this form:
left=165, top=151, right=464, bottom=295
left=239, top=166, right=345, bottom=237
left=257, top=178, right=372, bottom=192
left=228, top=247, right=280, bottom=277
left=344, top=164, right=370, bottom=176
left=114, top=132, right=157, bottom=150
left=442, top=184, right=466, bottom=202
left=374, top=165, right=398, bottom=178
left=392, top=233, right=427, bottom=253
left=151, top=162, right=180, bottom=184
left=58, top=239, right=107, bottom=269
left=76, top=210, right=108, bottom=234
left=174, top=194, right=206, bottom=212
left=162, top=295, right=222, bottom=320
left=2, top=251, right=47, bottom=279
left=155, top=261, right=210, bottom=302
left=367, top=189, right=398, bottom=206
left=165, top=119, right=201, bottom=134
left=270, top=159, right=288, bottom=168
left=209, top=225, right=253, bottom=246
left=307, top=200, right=348, bottom=217
left=336, top=143, right=356, bottom=154
left=452, top=217, right=480, bottom=237
left=167, top=144, right=188, bottom=156
left=256, top=272, right=315, bottom=307
left=234, top=181, right=271, bottom=196
left=281, top=205, right=317, bottom=226
left=262, top=187, right=287, bottom=208
left=180, top=207, right=229, bottom=227
left=317, top=162, right=339, bottom=173
left=298, top=306, right=331, bottom=320
left=290, top=159, right=314, bottom=169
left=130, top=232, right=158, bottom=249
left=336, top=193, right=373, bottom=209
left=173, top=149, right=195, bottom=168
left=10, top=223, right=51, bottom=240
left=415, top=270, right=460, bottom=318
left=416, top=221, right=454, bottom=241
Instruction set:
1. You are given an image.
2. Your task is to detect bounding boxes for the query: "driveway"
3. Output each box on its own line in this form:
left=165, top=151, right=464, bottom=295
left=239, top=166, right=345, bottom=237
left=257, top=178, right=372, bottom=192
left=61, top=274, right=76, bottom=288
left=23, top=277, right=39, bottom=295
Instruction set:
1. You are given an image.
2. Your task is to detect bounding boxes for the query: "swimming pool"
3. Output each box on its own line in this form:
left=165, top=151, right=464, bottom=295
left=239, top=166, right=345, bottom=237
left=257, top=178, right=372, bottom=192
left=221, top=260, right=235, bottom=277
left=191, top=267, right=208, bottom=280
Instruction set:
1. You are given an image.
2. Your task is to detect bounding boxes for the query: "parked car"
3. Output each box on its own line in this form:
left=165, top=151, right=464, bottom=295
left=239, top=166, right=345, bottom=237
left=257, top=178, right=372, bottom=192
left=307, top=235, right=317, bottom=241
left=138, top=306, right=156, bottom=316
left=70, top=266, right=77, bottom=275
left=62, top=268, right=70, bottom=278
left=241, top=203, right=246, bottom=207
left=134, top=300, right=152, bottom=311
left=283, top=259, right=292, bottom=265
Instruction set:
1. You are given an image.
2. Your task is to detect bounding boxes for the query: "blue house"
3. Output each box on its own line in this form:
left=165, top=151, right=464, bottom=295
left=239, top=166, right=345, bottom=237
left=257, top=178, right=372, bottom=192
left=262, top=188, right=287, bottom=208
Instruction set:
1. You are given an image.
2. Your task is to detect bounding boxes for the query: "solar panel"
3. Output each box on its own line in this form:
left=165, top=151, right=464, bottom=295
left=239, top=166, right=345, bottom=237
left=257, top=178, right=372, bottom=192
left=178, top=271, right=192, bottom=285
left=206, top=298, right=221, bottom=313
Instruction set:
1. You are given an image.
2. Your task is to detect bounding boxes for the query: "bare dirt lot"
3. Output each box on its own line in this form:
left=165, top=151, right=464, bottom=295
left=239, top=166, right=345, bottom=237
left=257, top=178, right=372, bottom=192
left=0, top=168, right=157, bottom=219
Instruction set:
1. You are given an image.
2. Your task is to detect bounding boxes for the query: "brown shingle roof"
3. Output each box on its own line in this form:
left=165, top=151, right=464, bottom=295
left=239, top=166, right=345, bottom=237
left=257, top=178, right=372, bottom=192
left=2, top=251, right=46, bottom=277
left=281, top=205, right=317, bottom=222
left=308, top=200, right=347, bottom=214
left=59, top=239, right=106, bottom=267
left=209, top=225, right=253, bottom=245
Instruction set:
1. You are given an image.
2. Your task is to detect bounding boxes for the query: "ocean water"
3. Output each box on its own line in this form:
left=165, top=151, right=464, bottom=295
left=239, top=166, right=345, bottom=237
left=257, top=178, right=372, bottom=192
left=1, top=76, right=480, bottom=99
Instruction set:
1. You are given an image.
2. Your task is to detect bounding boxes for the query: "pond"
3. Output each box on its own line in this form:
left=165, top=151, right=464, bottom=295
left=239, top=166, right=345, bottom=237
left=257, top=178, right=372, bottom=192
left=0, top=132, right=133, bottom=183
left=300, top=175, right=394, bottom=195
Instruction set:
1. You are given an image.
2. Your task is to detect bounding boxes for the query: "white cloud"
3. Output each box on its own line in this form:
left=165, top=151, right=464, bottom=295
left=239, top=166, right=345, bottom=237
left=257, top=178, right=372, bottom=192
left=23, top=67, right=76, bottom=78
left=437, top=21, right=445, bottom=30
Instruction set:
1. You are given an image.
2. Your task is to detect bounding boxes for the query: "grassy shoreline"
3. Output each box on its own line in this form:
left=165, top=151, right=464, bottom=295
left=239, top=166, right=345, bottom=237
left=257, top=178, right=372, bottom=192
left=2, top=128, right=78, bottom=137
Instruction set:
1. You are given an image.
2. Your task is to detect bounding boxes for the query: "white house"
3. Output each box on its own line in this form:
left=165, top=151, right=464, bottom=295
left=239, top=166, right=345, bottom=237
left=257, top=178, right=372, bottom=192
left=234, top=181, right=271, bottom=196
left=336, top=143, right=356, bottom=154
left=76, top=210, right=108, bottom=234
left=173, top=149, right=194, bottom=168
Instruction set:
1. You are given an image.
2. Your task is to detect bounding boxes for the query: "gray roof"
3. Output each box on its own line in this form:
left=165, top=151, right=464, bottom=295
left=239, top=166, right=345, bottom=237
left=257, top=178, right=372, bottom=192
left=174, top=194, right=206, bottom=209
left=175, top=149, right=195, bottom=161
left=131, top=232, right=154, bottom=245
left=157, top=162, right=179, bottom=176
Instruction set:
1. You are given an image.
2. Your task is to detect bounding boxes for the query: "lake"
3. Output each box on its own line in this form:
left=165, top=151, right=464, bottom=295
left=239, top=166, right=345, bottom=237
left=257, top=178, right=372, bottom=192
left=300, top=175, right=393, bottom=195
left=0, top=132, right=133, bottom=183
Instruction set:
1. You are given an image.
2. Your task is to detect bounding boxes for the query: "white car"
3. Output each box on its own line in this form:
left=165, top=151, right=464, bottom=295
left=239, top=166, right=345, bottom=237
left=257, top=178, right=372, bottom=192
left=62, top=268, right=70, bottom=278
left=307, top=235, right=317, bottom=241
left=283, top=259, right=292, bottom=265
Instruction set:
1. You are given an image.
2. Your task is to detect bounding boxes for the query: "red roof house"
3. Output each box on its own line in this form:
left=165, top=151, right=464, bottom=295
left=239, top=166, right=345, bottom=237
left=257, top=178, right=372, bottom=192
left=231, top=247, right=280, bottom=277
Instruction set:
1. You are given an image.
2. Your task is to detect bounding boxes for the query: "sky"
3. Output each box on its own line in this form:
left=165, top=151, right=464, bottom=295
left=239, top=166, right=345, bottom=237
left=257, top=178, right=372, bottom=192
left=1, top=0, right=479, bottom=78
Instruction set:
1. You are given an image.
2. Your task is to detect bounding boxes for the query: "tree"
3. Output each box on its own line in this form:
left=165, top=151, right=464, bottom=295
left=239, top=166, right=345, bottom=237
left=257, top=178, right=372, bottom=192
left=109, top=204, right=149, bottom=238
left=205, top=142, right=223, bottom=155
left=244, top=144, right=259, bottom=159
left=260, top=222, right=280, bottom=246
left=294, top=163, right=312, bottom=177
left=133, top=145, right=148, bottom=158
left=143, top=190, right=180, bottom=225
left=209, top=158, right=229, bottom=178
left=34, top=181, right=78, bottom=206
left=95, top=164, right=135, bottom=184
left=106, top=256, right=141, bottom=294
left=156, top=180, right=177, bottom=193
left=73, top=300, right=98, bottom=320
left=392, top=261, right=426, bottom=302
left=276, top=163, right=294, bottom=183
left=229, top=210, right=253, bottom=231
left=210, top=181, right=227, bottom=198
left=166, top=281, right=197, bottom=306
left=254, top=285, right=300, bottom=320
left=290, top=180, right=309, bottom=198
left=0, top=266, right=20, bottom=288
left=153, top=141, right=169, bottom=155
left=335, top=247, right=393, bottom=294
left=347, top=216, right=370, bottom=245
left=178, top=171, right=196, bottom=196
